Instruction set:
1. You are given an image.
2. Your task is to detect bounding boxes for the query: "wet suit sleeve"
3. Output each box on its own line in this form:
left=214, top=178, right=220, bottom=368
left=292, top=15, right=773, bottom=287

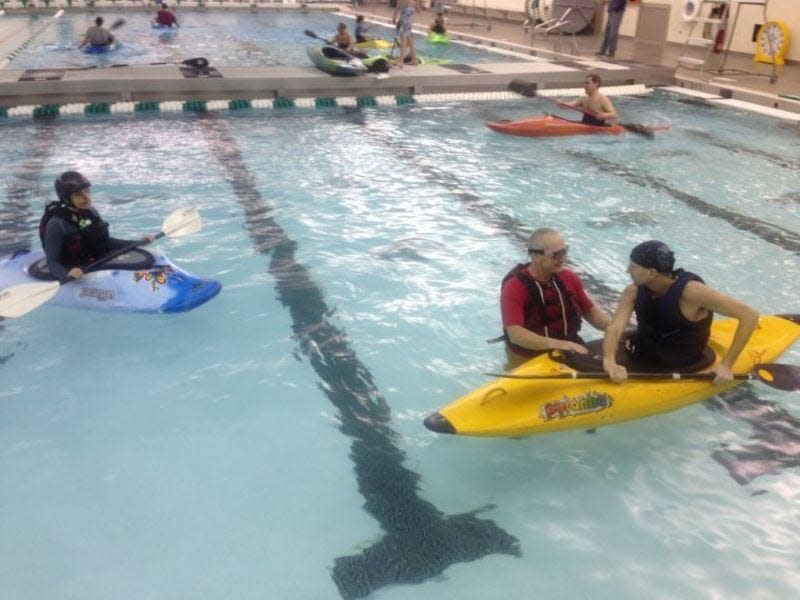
left=42, top=218, right=72, bottom=281
left=105, top=236, right=140, bottom=252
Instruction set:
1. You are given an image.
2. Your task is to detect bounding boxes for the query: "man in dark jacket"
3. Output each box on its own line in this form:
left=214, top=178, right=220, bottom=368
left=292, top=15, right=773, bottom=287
left=40, top=171, right=151, bottom=281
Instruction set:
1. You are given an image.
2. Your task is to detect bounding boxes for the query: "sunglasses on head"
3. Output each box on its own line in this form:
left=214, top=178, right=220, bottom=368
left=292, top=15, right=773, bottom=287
left=528, top=245, right=569, bottom=260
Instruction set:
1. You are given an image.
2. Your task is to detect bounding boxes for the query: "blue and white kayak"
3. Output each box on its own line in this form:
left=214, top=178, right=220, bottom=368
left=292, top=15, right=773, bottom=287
left=0, top=248, right=221, bottom=314
left=151, top=21, right=178, bottom=30
left=82, top=42, right=118, bottom=54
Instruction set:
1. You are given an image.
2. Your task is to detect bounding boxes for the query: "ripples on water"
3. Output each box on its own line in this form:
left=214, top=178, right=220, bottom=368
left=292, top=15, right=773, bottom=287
left=1, top=93, right=799, bottom=598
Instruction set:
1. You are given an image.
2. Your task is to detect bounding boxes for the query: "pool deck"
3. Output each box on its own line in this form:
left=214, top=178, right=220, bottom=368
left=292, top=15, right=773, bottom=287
left=0, top=2, right=798, bottom=118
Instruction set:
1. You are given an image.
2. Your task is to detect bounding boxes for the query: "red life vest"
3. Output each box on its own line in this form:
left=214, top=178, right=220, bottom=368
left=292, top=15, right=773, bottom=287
left=502, top=263, right=583, bottom=355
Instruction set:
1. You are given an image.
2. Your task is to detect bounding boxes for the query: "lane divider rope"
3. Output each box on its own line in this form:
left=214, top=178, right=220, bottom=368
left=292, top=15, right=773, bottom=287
left=0, top=85, right=653, bottom=119
left=0, top=8, right=63, bottom=71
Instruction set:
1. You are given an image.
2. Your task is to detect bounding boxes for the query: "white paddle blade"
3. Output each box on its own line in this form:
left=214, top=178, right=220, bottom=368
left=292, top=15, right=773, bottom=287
left=161, top=207, right=202, bottom=238
left=0, top=281, right=61, bottom=318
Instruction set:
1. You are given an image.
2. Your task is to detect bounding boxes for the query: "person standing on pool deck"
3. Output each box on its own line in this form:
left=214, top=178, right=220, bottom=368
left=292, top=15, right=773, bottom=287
left=393, top=0, right=419, bottom=66
left=602, top=240, right=759, bottom=385
left=79, top=17, right=114, bottom=49
left=40, top=172, right=153, bottom=281
left=501, top=228, right=610, bottom=367
left=155, top=4, right=178, bottom=27
left=559, top=74, right=618, bottom=127
left=596, top=0, right=627, bottom=58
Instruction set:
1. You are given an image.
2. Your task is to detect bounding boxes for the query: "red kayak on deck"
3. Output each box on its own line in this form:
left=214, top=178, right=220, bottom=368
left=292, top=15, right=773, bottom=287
left=486, top=114, right=625, bottom=137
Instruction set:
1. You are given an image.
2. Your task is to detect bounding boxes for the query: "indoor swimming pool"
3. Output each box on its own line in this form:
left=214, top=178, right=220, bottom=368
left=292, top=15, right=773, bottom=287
left=2, top=9, right=525, bottom=70
left=1, top=90, right=799, bottom=599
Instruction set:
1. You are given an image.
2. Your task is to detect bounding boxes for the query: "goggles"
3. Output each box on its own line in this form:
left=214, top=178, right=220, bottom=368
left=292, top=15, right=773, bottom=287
left=529, top=245, right=569, bottom=260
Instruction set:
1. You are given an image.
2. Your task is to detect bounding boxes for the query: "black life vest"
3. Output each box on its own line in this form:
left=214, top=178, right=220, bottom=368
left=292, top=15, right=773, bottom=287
left=581, top=113, right=608, bottom=127
left=39, top=201, right=110, bottom=266
left=501, top=263, right=583, bottom=356
left=629, top=269, right=713, bottom=369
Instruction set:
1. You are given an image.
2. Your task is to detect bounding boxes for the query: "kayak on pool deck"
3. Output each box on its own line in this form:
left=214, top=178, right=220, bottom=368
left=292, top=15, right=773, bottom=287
left=307, top=46, right=368, bottom=76
left=424, top=314, right=800, bottom=437
left=427, top=32, right=450, bottom=44
left=0, top=248, right=221, bottom=314
left=354, top=38, right=393, bottom=49
left=486, top=114, right=625, bottom=137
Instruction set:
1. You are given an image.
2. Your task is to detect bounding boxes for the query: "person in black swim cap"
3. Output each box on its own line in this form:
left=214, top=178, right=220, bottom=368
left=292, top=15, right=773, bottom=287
left=602, top=240, right=759, bottom=385
left=40, top=171, right=153, bottom=281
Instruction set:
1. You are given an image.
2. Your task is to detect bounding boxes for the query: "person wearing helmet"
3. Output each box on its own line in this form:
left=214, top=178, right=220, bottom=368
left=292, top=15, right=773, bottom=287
left=39, top=171, right=153, bottom=281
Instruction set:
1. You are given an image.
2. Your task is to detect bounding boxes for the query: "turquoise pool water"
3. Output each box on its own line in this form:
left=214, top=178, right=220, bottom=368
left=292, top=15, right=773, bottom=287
left=1, top=92, right=799, bottom=599
left=4, top=9, right=521, bottom=69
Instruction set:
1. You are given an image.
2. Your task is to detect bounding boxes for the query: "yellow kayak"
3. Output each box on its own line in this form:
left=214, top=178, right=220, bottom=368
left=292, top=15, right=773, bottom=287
left=354, top=38, right=393, bottom=49
left=425, top=314, right=800, bottom=437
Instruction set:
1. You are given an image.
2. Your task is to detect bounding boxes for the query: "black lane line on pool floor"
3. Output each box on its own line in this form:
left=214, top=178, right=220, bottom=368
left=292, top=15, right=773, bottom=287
left=707, top=385, right=800, bottom=487
left=198, top=115, right=521, bottom=600
left=349, top=110, right=621, bottom=312
left=566, top=150, right=800, bottom=255
left=351, top=109, right=800, bottom=486
left=1, top=119, right=57, bottom=351
left=0, top=120, right=58, bottom=256
left=683, top=129, right=800, bottom=171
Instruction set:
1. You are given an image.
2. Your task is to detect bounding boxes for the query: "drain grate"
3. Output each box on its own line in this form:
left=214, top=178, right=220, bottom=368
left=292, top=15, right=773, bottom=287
left=19, top=69, right=65, bottom=81
left=439, top=63, right=490, bottom=74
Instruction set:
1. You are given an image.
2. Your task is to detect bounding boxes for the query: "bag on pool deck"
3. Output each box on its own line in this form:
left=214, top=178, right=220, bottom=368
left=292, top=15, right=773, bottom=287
left=365, top=57, right=390, bottom=73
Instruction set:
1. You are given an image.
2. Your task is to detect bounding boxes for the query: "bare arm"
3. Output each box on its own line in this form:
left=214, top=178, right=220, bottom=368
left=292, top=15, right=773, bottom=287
left=682, top=281, right=760, bottom=383
left=505, top=325, right=589, bottom=355
left=584, top=304, right=611, bottom=331
left=602, top=284, right=637, bottom=382
left=596, top=96, right=618, bottom=121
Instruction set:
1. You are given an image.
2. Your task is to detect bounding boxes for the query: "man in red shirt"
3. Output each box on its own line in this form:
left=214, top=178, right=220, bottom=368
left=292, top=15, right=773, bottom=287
left=155, top=4, right=178, bottom=28
left=501, top=228, right=610, bottom=367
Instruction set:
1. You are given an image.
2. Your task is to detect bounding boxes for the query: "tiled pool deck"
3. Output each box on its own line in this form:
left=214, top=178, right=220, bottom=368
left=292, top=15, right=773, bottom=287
left=0, top=2, right=798, bottom=121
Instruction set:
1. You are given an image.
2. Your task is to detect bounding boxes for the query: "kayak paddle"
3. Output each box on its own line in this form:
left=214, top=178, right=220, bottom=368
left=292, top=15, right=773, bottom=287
left=110, top=18, right=126, bottom=31
left=485, top=363, right=800, bottom=392
left=74, top=57, right=210, bottom=71
left=0, top=207, right=202, bottom=319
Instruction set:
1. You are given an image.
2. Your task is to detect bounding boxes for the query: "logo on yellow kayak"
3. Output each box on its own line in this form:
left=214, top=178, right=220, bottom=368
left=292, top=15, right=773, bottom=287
left=540, top=391, right=613, bottom=421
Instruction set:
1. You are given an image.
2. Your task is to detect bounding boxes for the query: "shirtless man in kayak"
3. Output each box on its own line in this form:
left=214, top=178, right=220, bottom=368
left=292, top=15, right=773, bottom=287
left=560, top=74, right=618, bottom=126
left=79, top=17, right=115, bottom=49
left=501, top=228, right=610, bottom=368
left=602, top=240, right=759, bottom=385
left=40, top=171, right=152, bottom=281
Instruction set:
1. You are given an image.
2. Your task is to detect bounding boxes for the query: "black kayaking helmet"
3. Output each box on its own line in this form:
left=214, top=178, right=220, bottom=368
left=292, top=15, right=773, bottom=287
left=630, top=240, right=675, bottom=274
left=55, top=171, right=91, bottom=204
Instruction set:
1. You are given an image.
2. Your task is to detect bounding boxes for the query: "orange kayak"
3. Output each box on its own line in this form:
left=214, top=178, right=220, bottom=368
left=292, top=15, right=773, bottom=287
left=486, top=114, right=624, bottom=137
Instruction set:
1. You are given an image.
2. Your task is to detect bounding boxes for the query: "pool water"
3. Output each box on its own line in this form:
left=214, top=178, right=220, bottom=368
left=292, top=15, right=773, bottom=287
left=5, top=10, right=522, bottom=70
left=1, top=92, right=799, bottom=599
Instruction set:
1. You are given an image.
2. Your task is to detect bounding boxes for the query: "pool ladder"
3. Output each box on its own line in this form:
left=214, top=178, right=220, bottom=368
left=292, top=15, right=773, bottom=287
left=676, top=0, right=730, bottom=76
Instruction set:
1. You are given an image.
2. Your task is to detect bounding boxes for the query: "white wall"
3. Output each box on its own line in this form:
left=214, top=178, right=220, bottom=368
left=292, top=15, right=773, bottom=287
left=469, top=0, right=798, bottom=61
